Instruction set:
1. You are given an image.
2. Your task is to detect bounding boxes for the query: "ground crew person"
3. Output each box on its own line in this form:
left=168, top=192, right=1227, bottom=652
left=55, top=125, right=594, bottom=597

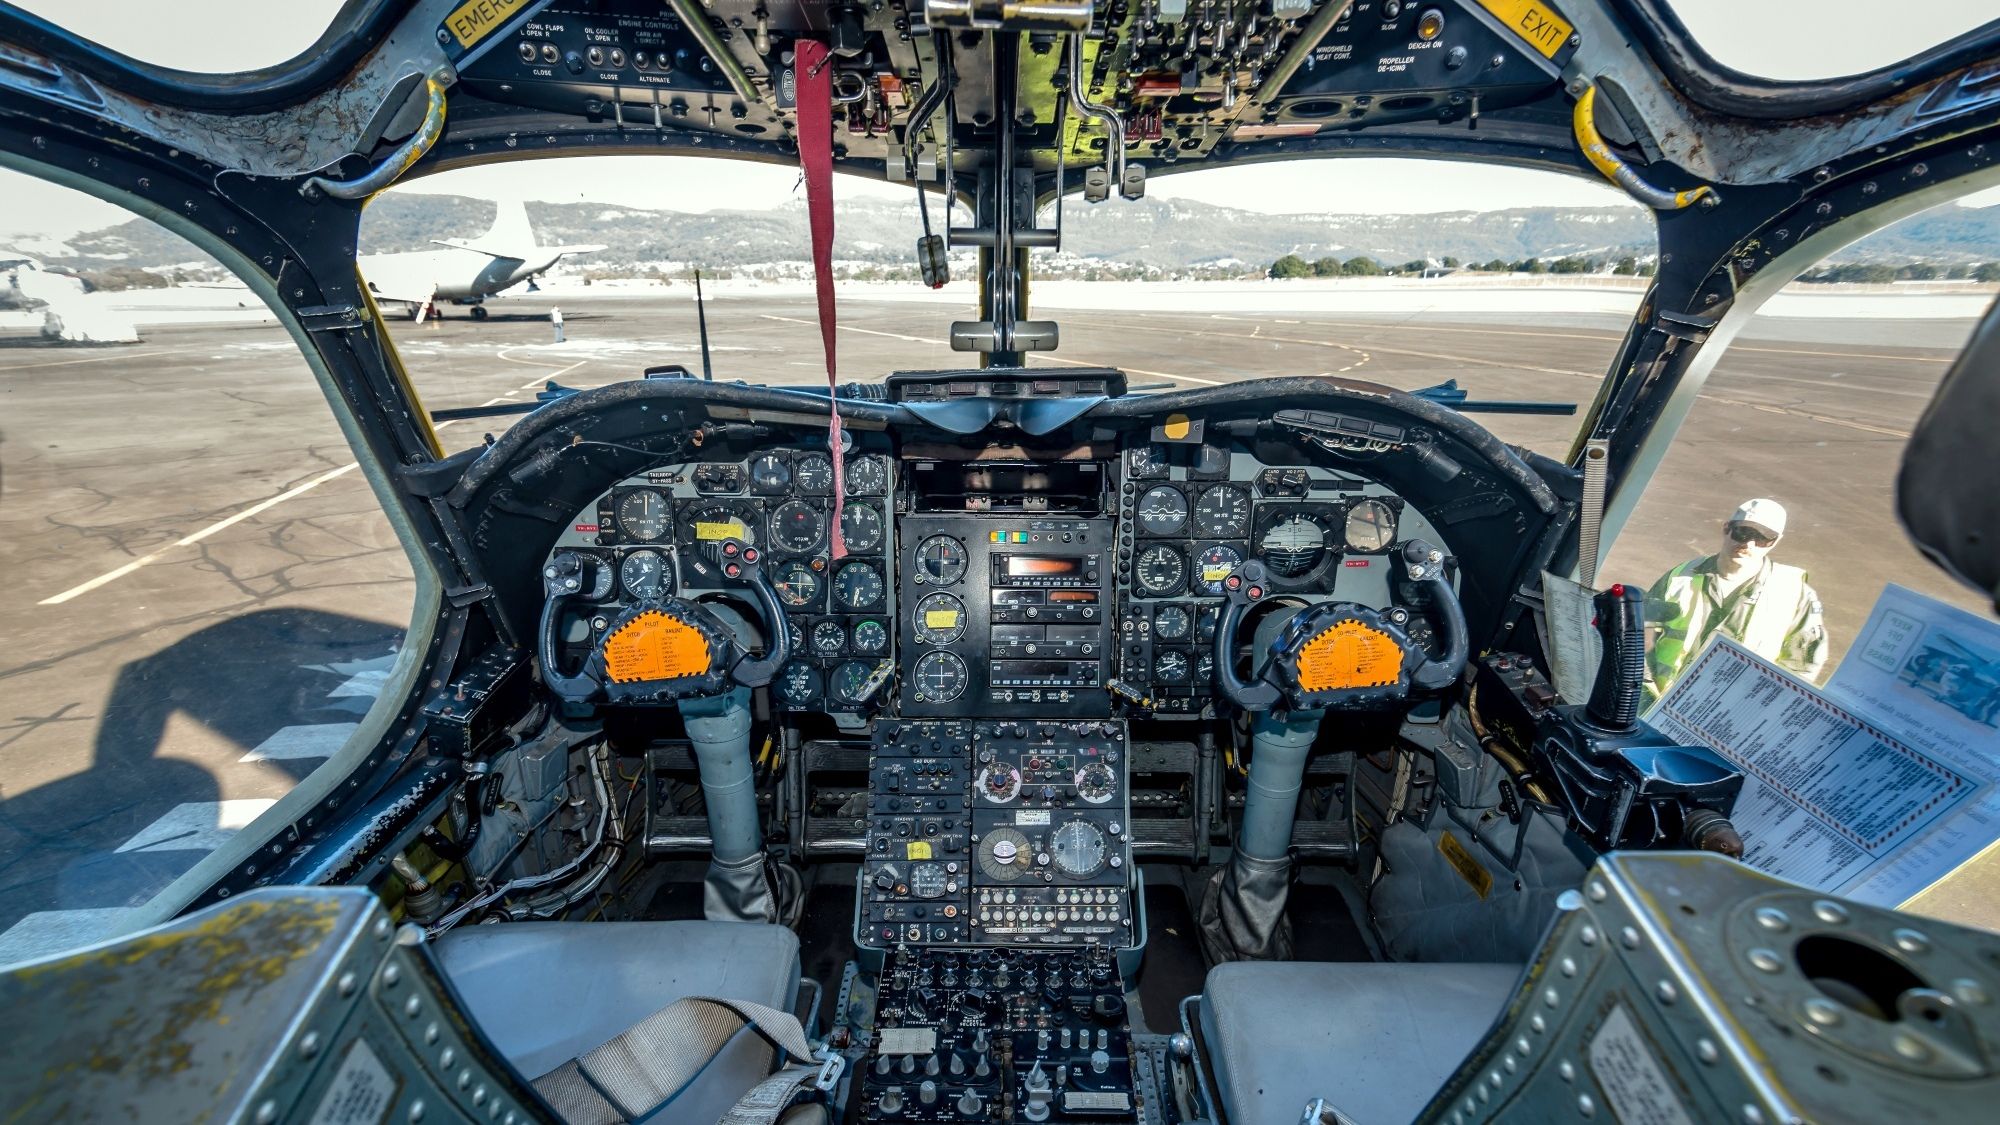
left=1643, top=498, right=1828, bottom=700
left=550, top=305, right=565, bottom=343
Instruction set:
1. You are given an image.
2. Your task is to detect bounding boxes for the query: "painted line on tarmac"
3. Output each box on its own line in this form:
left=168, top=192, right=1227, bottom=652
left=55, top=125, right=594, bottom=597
left=0, top=350, right=171, bottom=372
left=38, top=462, right=361, bottom=605
left=519, top=358, right=588, bottom=389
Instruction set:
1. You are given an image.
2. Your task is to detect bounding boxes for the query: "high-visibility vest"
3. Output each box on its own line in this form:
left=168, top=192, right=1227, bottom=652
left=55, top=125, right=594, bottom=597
left=1649, top=559, right=1807, bottom=686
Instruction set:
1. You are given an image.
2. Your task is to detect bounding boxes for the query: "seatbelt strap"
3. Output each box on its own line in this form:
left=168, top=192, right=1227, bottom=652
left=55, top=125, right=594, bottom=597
left=533, top=995, right=817, bottom=1124
left=795, top=38, right=847, bottom=559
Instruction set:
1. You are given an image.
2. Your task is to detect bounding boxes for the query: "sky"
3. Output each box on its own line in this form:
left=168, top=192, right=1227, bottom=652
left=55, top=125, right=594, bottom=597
left=4, top=0, right=1998, bottom=239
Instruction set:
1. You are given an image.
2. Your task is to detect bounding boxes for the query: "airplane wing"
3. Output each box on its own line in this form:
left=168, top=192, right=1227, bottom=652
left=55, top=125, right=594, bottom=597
left=359, top=259, right=437, bottom=317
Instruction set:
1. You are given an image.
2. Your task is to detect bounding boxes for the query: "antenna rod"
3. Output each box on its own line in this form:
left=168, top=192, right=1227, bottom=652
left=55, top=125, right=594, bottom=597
left=695, top=268, right=714, bottom=381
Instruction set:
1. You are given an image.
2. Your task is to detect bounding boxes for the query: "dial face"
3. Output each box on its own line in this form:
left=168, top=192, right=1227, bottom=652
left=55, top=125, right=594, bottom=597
left=1193, top=485, right=1251, bottom=537
left=770, top=500, right=827, bottom=554
left=1345, top=498, right=1399, bottom=552
left=1259, top=512, right=1331, bottom=578
left=913, top=650, right=968, bottom=703
left=749, top=453, right=791, bottom=493
left=1153, top=604, right=1192, bottom=641
left=977, top=826, right=1033, bottom=882
left=845, top=454, right=888, bottom=496
left=1196, top=652, right=1216, bottom=684
left=619, top=549, right=671, bottom=600
left=794, top=452, right=834, bottom=492
left=833, top=562, right=885, bottom=610
left=787, top=619, right=805, bottom=652
left=776, top=663, right=820, bottom=707
left=1194, top=544, right=1244, bottom=595
left=1074, top=762, right=1117, bottom=805
left=908, top=862, right=950, bottom=899
left=1136, top=485, right=1189, bottom=536
left=915, top=535, right=968, bottom=585
left=1050, top=820, right=1109, bottom=877
left=772, top=561, right=821, bottom=608
left=978, top=763, right=1023, bottom=804
left=913, top=592, right=967, bottom=645
left=812, top=620, right=847, bottom=655
left=830, top=660, right=875, bottom=705
left=1127, top=444, right=1168, bottom=479
left=681, top=501, right=757, bottom=557
left=851, top=618, right=889, bottom=655
left=840, top=503, right=884, bottom=553
left=614, top=489, right=670, bottom=542
left=1154, top=650, right=1190, bottom=683
left=1135, top=544, right=1187, bottom=597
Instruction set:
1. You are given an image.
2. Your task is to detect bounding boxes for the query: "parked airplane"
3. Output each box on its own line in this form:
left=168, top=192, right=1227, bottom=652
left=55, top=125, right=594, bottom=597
left=359, top=198, right=602, bottom=320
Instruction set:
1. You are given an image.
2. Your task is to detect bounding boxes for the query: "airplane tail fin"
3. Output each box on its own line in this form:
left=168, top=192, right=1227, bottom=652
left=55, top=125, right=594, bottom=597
left=477, top=198, right=537, bottom=251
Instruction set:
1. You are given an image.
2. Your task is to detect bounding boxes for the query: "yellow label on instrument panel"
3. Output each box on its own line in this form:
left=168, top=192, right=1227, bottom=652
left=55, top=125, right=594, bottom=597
left=442, top=0, right=532, bottom=49
left=1438, top=831, right=1494, bottom=900
left=1470, top=0, right=1574, bottom=60
left=906, top=841, right=933, bottom=860
left=1294, top=620, right=1403, bottom=691
left=1201, top=563, right=1235, bottom=583
left=695, top=520, right=747, bottom=541
left=925, top=609, right=961, bottom=629
left=602, top=610, right=713, bottom=683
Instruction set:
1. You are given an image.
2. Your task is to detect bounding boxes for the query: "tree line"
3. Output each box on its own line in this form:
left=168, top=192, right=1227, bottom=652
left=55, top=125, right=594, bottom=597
left=1267, top=254, right=1655, bottom=278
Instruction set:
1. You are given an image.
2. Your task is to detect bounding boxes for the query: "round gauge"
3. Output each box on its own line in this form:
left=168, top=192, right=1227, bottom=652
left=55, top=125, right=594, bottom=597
left=1154, top=650, right=1190, bottom=683
left=1194, top=544, right=1245, bottom=595
left=1196, top=652, right=1216, bottom=684
left=614, top=489, right=670, bottom=542
left=786, top=619, right=804, bottom=652
left=770, top=500, right=827, bottom=554
left=1050, top=820, right=1109, bottom=877
left=913, top=650, right=968, bottom=703
left=908, top=862, right=950, bottom=899
left=833, top=562, right=885, bottom=611
left=977, top=827, right=1033, bottom=882
left=794, top=452, right=834, bottom=492
left=681, top=501, right=756, bottom=557
left=851, top=618, right=889, bottom=655
left=812, top=620, right=847, bottom=655
left=845, top=455, right=888, bottom=496
left=1193, top=485, right=1251, bottom=538
left=1345, top=498, right=1399, bottom=552
left=775, top=663, right=820, bottom=707
left=840, top=503, right=884, bottom=553
left=1075, top=762, right=1117, bottom=805
left=978, top=763, right=1023, bottom=804
left=913, top=592, right=967, bottom=645
left=619, top=549, right=671, bottom=600
left=1153, top=604, right=1192, bottom=641
left=1259, top=512, right=1330, bottom=578
left=830, top=660, right=876, bottom=706
left=772, top=561, right=821, bottom=608
left=563, top=552, right=615, bottom=601
left=1135, top=544, right=1187, bottom=597
left=915, top=535, right=968, bottom=585
left=749, top=453, right=791, bottom=492
left=1136, top=485, right=1189, bottom=536
left=1127, top=445, right=1167, bottom=479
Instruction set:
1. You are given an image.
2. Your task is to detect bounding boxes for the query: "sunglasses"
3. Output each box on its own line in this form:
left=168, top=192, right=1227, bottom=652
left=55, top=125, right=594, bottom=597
left=1728, top=525, right=1777, bottom=547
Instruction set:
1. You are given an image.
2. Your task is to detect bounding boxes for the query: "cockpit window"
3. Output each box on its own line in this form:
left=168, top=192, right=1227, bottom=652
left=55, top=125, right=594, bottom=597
left=6, top=0, right=350, bottom=73
left=1662, top=0, right=1998, bottom=80
left=0, top=165, right=422, bottom=962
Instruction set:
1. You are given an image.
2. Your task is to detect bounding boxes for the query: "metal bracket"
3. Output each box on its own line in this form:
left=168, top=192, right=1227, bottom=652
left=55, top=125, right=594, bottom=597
left=297, top=304, right=365, bottom=332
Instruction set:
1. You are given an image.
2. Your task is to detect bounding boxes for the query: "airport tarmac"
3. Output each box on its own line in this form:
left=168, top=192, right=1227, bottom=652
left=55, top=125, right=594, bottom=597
left=0, top=289, right=1991, bottom=958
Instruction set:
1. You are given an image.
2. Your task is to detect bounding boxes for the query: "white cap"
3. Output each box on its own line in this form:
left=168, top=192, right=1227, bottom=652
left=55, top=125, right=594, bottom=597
left=1730, top=498, right=1787, bottom=539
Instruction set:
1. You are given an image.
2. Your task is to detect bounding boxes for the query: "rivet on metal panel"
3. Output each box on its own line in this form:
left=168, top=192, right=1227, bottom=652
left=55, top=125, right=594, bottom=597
left=1748, top=947, right=1783, bottom=973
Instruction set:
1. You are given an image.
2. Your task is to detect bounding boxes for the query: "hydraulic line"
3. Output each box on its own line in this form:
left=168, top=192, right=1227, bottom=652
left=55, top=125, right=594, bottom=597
left=1065, top=34, right=1125, bottom=192
left=1573, top=85, right=1717, bottom=211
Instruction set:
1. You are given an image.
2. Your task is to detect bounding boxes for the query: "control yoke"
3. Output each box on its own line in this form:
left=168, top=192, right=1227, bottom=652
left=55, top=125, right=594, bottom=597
left=1213, top=538, right=1469, bottom=712
left=538, top=538, right=791, bottom=704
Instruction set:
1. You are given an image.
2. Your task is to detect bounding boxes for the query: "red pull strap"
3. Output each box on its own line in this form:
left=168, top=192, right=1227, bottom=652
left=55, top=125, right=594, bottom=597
left=795, top=39, right=847, bottom=559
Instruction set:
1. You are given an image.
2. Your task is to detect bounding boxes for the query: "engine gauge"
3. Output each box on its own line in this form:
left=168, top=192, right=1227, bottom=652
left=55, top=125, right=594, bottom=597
left=839, top=502, right=885, bottom=553
left=1050, top=820, right=1109, bottom=877
left=786, top=619, right=805, bottom=652
left=851, top=618, right=889, bottom=655
left=914, top=535, right=968, bottom=585
left=830, top=660, right=877, bottom=706
left=977, top=827, right=1033, bottom=881
left=1258, top=511, right=1331, bottom=579
left=913, top=650, right=968, bottom=703
left=913, top=592, right=967, bottom=645
left=845, top=454, right=889, bottom=496
left=1126, top=444, right=1169, bottom=480
left=1136, top=485, right=1189, bottom=536
left=908, top=862, right=951, bottom=899
left=1195, top=652, right=1216, bottom=685
left=1134, top=544, right=1187, bottom=597
left=1345, top=498, right=1399, bottom=552
left=1153, top=650, right=1190, bottom=683
left=775, top=663, right=821, bottom=708
left=769, top=500, right=827, bottom=554
left=978, top=762, right=1023, bottom=804
left=614, top=489, right=670, bottom=542
left=793, top=452, right=834, bottom=493
left=1193, top=485, right=1250, bottom=538
left=1194, top=544, right=1244, bottom=595
left=1074, top=762, right=1117, bottom=805
left=833, top=562, right=885, bottom=610
left=619, top=549, right=671, bottom=600
left=1153, top=604, right=1192, bottom=640
left=749, top=453, right=791, bottom=493
left=772, top=561, right=821, bottom=608
left=812, top=620, right=847, bottom=655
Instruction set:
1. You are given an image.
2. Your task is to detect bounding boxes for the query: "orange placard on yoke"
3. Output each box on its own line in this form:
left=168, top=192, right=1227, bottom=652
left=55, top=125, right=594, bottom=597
left=602, top=610, right=714, bottom=683
left=1294, top=620, right=1403, bottom=691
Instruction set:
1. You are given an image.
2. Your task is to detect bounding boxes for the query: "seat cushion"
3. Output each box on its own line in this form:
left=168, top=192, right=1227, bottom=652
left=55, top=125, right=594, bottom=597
left=1199, top=961, right=1520, bottom=1125
left=433, top=921, right=800, bottom=1124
